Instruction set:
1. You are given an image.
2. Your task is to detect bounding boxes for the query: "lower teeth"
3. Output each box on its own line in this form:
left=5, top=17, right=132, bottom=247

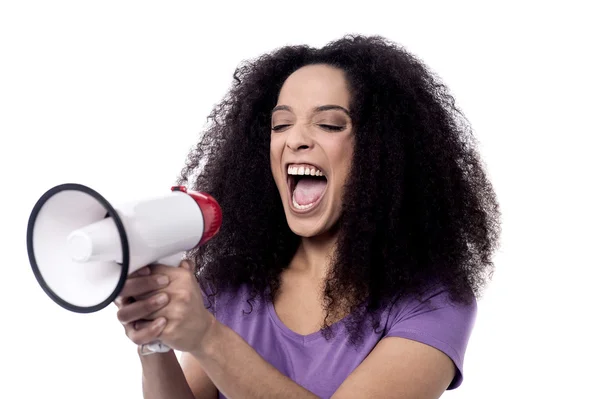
left=292, top=196, right=316, bottom=210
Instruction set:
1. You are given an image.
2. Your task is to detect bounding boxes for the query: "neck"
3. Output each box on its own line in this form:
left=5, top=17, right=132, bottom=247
left=289, top=229, right=339, bottom=280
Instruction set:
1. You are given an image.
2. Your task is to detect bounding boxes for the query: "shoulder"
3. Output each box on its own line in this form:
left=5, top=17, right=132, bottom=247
left=385, top=284, right=477, bottom=330
left=382, top=284, right=477, bottom=389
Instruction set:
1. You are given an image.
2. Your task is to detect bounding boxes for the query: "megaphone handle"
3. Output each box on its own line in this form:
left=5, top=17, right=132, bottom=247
left=140, top=341, right=172, bottom=355
left=139, top=251, right=186, bottom=355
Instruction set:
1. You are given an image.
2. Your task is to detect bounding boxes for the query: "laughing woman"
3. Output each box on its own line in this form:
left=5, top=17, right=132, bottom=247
left=114, top=34, right=501, bottom=399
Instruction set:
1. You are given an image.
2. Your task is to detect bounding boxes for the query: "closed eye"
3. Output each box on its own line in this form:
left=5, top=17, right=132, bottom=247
left=319, top=124, right=345, bottom=132
left=271, top=124, right=345, bottom=132
left=271, top=124, right=291, bottom=132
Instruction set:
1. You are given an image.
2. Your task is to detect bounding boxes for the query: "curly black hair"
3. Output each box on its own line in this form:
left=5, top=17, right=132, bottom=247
left=177, top=34, right=501, bottom=345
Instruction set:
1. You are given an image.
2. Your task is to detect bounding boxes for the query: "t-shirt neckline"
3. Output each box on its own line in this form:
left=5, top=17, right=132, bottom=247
left=266, top=296, right=349, bottom=344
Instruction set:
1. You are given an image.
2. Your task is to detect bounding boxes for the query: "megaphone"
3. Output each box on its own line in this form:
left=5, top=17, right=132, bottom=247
left=26, top=183, right=222, bottom=354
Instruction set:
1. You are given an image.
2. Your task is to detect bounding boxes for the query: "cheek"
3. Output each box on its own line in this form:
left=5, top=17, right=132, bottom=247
left=270, top=134, right=285, bottom=157
left=269, top=139, right=279, bottom=169
left=269, top=157, right=279, bottom=181
left=342, top=137, right=355, bottom=169
left=331, top=149, right=354, bottom=204
left=332, top=140, right=354, bottom=179
left=269, top=139, right=285, bottom=182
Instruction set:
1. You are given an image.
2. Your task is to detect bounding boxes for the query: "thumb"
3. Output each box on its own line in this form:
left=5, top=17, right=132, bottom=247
left=180, top=259, right=194, bottom=272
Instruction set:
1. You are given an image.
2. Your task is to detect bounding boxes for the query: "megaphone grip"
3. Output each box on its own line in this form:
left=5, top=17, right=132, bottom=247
left=137, top=250, right=187, bottom=355
left=140, top=341, right=172, bottom=355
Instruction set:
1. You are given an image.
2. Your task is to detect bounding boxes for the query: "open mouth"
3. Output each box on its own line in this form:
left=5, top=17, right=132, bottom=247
left=286, top=164, right=328, bottom=213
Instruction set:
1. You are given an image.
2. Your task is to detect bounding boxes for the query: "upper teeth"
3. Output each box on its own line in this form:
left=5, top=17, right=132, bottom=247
left=288, top=165, right=324, bottom=177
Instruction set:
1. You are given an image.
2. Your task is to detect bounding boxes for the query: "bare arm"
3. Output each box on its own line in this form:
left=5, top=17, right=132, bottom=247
left=139, top=325, right=453, bottom=399
left=138, top=348, right=217, bottom=399
left=139, top=350, right=196, bottom=399
left=191, top=318, right=319, bottom=399
left=331, top=337, right=455, bottom=399
left=191, top=320, right=454, bottom=399
left=114, top=265, right=217, bottom=399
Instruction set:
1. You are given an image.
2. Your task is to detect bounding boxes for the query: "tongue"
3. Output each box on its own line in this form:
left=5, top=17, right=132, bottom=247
left=293, top=177, right=327, bottom=205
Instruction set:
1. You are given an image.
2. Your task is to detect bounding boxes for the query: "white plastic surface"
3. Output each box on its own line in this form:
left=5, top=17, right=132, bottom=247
left=116, top=190, right=204, bottom=274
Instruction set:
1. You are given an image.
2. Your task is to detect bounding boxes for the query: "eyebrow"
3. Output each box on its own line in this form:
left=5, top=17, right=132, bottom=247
left=271, top=104, right=351, bottom=118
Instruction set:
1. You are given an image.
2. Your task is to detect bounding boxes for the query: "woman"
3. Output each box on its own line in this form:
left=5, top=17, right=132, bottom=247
left=114, top=34, right=500, bottom=398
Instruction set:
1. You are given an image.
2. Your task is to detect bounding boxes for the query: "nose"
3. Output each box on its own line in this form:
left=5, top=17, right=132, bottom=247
left=285, top=125, right=314, bottom=152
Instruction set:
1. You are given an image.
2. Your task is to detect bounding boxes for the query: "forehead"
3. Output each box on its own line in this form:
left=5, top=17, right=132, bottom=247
left=277, top=64, right=350, bottom=109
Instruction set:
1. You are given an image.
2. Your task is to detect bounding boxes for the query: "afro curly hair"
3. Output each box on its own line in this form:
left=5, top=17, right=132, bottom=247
left=177, top=34, right=501, bottom=345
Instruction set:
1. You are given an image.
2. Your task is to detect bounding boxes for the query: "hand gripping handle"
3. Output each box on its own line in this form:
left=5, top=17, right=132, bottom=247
left=138, top=251, right=185, bottom=355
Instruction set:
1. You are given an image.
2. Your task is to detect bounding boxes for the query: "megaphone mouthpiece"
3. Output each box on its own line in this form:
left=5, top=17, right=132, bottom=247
left=66, top=217, right=122, bottom=263
left=66, top=231, right=93, bottom=262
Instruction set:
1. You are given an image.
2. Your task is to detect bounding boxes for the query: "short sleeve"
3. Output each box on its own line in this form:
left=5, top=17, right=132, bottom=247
left=384, top=287, right=477, bottom=389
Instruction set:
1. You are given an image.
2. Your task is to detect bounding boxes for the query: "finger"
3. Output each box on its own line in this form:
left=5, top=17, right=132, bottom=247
left=125, top=317, right=167, bottom=346
left=119, top=274, right=170, bottom=299
left=151, top=263, right=193, bottom=278
left=131, top=266, right=151, bottom=277
left=133, top=319, right=154, bottom=330
left=116, top=293, right=169, bottom=325
left=114, top=296, right=123, bottom=308
left=113, top=295, right=135, bottom=309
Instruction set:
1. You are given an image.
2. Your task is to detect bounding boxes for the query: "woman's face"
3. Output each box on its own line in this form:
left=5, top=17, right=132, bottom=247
left=270, top=64, right=354, bottom=238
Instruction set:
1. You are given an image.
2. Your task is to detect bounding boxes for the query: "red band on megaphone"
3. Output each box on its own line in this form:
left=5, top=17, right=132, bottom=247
left=171, top=186, right=222, bottom=246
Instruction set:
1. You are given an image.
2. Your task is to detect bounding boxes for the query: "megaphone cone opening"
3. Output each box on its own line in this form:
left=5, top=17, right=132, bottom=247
left=26, top=183, right=130, bottom=313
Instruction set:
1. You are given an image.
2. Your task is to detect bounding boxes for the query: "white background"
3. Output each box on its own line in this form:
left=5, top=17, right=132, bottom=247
left=1, top=1, right=598, bottom=398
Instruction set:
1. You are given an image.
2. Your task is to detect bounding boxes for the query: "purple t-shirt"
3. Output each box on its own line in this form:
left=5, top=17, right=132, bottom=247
left=205, top=283, right=476, bottom=399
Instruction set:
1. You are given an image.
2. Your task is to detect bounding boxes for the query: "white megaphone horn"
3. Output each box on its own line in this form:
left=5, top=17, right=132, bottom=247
left=26, top=183, right=222, bottom=354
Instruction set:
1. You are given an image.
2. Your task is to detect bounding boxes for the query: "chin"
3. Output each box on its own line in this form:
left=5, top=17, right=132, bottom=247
left=287, top=221, right=326, bottom=238
left=283, top=206, right=340, bottom=239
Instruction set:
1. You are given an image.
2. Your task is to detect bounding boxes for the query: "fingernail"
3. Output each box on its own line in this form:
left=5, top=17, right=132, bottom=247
left=156, top=275, right=169, bottom=287
left=156, top=317, right=166, bottom=327
left=155, top=293, right=168, bottom=306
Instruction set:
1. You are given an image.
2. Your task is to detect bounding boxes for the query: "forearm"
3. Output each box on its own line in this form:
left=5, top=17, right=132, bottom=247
left=192, top=320, right=319, bottom=399
left=139, top=349, right=196, bottom=399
